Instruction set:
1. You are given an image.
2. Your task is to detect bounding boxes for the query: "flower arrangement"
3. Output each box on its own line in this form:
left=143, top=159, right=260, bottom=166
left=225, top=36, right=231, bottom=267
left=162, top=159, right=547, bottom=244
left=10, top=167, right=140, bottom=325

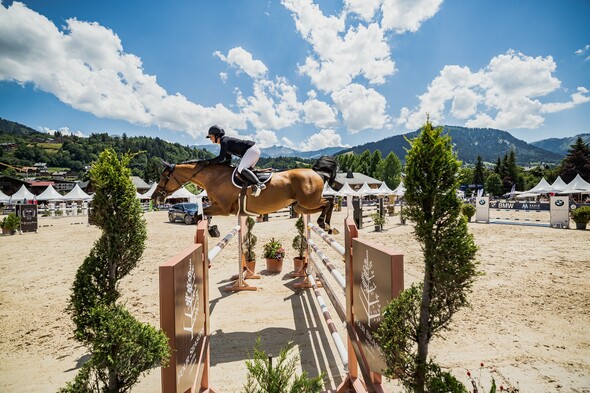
left=263, top=238, right=285, bottom=261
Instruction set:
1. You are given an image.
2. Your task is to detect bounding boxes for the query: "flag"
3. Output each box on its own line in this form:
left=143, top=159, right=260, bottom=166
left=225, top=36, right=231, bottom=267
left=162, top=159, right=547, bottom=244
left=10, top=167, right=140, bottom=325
left=510, top=184, right=516, bottom=197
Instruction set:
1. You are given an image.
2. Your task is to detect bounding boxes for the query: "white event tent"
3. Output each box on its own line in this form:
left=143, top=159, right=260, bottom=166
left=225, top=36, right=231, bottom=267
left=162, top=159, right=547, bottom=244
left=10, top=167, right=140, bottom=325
left=8, top=184, right=35, bottom=203
left=322, top=183, right=340, bottom=196
left=550, top=176, right=568, bottom=193
left=391, top=182, right=406, bottom=196
left=36, top=184, right=65, bottom=201
left=376, top=182, right=395, bottom=196
left=139, top=183, right=157, bottom=200
left=561, top=174, right=590, bottom=194
left=337, top=182, right=359, bottom=197
left=62, top=184, right=93, bottom=201
left=165, top=186, right=197, bottom=203
left=356, top=181, right=375, bottom=196
left=0, top=189, right=10, bottom=203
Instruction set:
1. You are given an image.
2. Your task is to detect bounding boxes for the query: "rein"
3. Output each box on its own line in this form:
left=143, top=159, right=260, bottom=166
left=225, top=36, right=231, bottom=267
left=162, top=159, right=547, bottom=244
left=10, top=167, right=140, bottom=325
left=159, top=162, right=207, bottom=197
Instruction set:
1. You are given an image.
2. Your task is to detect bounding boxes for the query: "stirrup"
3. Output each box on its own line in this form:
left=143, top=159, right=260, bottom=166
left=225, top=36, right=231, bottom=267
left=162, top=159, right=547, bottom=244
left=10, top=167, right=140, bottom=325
left=252, top=183, right=265, bottom=197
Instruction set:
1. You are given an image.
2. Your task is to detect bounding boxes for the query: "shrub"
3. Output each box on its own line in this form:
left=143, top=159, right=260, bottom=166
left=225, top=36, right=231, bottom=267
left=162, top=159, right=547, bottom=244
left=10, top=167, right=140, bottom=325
left=462, top=203, right=476, bottom=221
left=1, top=213, right=20, bottom=232
left=371, top=211, right=386, bottom=226
left=242, top=337, right=324, bottom=393
left=571, top=206, right=590, bottom=224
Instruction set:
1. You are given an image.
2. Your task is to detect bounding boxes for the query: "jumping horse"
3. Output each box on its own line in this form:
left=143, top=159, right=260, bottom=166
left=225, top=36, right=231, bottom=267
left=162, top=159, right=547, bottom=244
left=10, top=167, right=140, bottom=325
left=152, top=156, right=339, bottom=234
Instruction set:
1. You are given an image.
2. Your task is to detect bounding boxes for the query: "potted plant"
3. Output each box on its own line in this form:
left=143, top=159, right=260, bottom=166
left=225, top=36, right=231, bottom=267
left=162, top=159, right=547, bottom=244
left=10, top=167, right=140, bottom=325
left=371, top=211, right=386, bottom=232
left=292, top=216, right=307, bottom=273
left=462, top=203, right=476, bottom=222
left=1, top=213, right=21, bottom=235
left=243, top=216, right=257, bottom=272
left=571, top=206, right=590, bottom=230
left=263, top=237, right=285, bottom=273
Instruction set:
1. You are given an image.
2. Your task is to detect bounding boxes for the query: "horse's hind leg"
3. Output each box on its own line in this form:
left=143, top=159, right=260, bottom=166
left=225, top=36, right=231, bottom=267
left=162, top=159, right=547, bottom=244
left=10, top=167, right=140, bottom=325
left=317, top=197, right=339, bottom=235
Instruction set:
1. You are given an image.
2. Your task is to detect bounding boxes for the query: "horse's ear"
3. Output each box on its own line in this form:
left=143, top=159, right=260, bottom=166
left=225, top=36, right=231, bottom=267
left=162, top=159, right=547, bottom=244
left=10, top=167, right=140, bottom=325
left=160, top=159, right=174, bottom=171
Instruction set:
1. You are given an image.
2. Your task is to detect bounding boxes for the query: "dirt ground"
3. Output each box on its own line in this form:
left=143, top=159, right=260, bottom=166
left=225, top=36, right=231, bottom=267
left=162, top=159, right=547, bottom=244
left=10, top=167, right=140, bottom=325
left=0, top=209, right=589, bottom=392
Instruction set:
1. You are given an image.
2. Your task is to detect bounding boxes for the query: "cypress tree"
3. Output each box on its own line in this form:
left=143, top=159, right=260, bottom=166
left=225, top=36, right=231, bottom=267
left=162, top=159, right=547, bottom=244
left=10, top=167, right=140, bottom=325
left=61, top=149, right=170, bottom=392
left=376, top=119, right=479, bottom=392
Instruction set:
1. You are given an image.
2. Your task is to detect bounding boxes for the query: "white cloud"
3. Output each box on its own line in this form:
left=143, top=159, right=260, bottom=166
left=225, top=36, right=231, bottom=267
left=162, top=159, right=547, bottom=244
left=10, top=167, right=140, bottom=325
left=214, top=47, right=268, bottom=79
left=331, top=83, right=389, bottom=132
left=282, top=0, right=395, bottom=93
left=575, top=44, right=590, bottom=61
left=40, top=126, right=86, bottom=138
left=236, top=76, right=303, bottom=130
left=254, top=129, right=279, bottom=147
left=0, top=2, right=246, bottom=139
left=219, top=72, right=228, bottom=83
left=397, top=50, right=587, bottom=131
left=542, top=87, right=590, bottom=113
left=345, top=0, right=382, bottom=21
left=302, top=91, right=339, bottom=127
left=381, top=0, right=444, bottom=33
left=298, top=129, right=349, bottom=151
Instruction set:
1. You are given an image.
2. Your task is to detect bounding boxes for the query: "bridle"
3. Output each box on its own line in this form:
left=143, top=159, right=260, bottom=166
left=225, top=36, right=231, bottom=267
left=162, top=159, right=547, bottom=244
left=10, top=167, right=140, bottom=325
left=157, top=162, right=208, bottom=199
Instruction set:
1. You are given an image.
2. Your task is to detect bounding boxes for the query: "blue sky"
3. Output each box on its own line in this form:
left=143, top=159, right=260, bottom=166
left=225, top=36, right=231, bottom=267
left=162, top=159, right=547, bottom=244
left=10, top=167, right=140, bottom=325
left=0, top=0, right=589, bottom=151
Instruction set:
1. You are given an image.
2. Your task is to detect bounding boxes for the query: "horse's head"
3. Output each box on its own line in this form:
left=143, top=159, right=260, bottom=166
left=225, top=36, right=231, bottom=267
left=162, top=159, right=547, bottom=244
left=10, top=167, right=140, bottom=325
left=152, top=160, right=178, bottom=204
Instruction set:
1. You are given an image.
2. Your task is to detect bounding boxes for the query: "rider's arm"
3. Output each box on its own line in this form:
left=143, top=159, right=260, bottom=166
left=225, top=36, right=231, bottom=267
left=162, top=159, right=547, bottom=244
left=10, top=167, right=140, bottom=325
left=208, top=137, right=229, bottom=164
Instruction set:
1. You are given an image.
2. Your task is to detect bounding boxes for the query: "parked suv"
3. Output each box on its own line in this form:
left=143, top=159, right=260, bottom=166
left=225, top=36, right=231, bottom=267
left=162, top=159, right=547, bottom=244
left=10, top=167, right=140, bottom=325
left=168, top=203, right=199, bottom=225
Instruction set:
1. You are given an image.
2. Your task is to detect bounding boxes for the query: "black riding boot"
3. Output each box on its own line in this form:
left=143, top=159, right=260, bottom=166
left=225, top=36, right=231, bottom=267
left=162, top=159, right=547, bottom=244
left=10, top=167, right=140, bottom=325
left=240, top=168, right=266, bottom=197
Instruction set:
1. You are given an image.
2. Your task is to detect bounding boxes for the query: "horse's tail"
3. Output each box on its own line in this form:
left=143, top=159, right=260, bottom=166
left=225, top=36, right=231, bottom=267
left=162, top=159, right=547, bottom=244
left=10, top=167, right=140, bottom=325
left=312, top=156, right=338, bottom=187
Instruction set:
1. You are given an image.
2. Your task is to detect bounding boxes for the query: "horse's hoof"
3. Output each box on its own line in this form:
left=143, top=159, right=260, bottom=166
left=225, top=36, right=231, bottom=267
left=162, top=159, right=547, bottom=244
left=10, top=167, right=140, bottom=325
left=328, top=228, right=340, bottom=235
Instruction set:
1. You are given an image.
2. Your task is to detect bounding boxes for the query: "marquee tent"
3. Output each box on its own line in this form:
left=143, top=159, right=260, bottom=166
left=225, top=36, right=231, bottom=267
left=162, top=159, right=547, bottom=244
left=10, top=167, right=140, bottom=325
left=376, top=182, right=395, bottom=196
left=141, top=183, right=158, bottom=199
left=550, top=176, right=568, bottom=193
left=561, top=174, right=590, bottom=194
left=525, top=178, right=552, bottom=194
left=62, top=184, right=93, bottom=201
left=165, top=186, right=197, bottom=203
left=337, top=182, right=359, bottom=197
left=322, top=183, right=340, bottom=196
left=0, top=189, right=10, bottom=203
left=36, top=184, right=65, bottom=201
left=356, top=182, right=377, bottom=196
left=391, top=182, right=406, bottom=196
left=8, top=184, right=35, bottom=203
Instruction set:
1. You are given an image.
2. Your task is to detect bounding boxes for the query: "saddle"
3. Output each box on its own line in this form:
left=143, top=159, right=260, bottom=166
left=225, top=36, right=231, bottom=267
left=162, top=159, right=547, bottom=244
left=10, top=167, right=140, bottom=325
left=231, top=168, right=273, bottom=189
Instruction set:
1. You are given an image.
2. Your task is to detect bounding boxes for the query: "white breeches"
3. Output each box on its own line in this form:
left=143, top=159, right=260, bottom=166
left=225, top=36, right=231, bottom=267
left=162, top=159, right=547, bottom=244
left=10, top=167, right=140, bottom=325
left=238, top=145, right=261, bottom=173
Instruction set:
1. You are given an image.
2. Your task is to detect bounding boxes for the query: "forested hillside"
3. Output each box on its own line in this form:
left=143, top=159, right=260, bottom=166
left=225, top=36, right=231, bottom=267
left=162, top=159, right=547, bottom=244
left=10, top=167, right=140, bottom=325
left=339, top=125, right=563, bottom=165
left=0, top=118, right=212, bottom=181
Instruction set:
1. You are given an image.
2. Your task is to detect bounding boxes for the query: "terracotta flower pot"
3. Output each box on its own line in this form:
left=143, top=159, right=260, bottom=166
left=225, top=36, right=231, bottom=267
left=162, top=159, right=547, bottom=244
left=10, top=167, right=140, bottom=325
left=266, top=258, right=283, bottom=273
left=246, top=260, right=256, bottom=272
left=293, top=257, right=305, bottom=272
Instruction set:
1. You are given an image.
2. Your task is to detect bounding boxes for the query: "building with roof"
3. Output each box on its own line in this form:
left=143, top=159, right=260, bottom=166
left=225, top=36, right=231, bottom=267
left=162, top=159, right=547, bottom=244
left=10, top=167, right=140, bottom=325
left=131, top=176, right=151, bottom=193
left=333, top=171, right=382, bottom=191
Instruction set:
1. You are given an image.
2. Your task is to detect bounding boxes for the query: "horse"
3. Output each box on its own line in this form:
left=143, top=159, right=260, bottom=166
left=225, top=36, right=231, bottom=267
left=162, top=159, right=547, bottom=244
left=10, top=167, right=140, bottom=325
left=152, top=156, right=339, bottom=234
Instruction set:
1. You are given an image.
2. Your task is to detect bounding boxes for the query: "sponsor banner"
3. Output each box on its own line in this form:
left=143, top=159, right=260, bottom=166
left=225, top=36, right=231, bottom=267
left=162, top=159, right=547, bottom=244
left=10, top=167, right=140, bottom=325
left=16, top=204, right=38, bottom=233
left=488, top=200, right=550, bottom=211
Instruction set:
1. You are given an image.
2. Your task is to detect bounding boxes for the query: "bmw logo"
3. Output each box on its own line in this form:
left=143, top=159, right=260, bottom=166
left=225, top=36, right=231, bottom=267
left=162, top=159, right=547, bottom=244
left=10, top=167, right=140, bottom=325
left=554, top=199, right=564, bottom=207
left=478, top=199, right=486, bottom=205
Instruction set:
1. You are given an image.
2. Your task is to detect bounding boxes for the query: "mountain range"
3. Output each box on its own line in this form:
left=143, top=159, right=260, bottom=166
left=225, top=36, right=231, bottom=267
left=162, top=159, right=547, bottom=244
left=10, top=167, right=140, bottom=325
left=198, top=126, right=585, bottom=166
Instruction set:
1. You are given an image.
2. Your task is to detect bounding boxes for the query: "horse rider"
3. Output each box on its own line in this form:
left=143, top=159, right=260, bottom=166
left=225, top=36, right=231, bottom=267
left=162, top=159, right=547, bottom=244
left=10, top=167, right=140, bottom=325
left=204, top=125, right=267, bottom=197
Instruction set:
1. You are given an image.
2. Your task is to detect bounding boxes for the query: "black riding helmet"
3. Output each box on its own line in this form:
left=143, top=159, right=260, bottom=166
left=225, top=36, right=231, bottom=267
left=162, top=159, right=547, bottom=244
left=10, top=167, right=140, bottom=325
left=206, top=125, right=225, bottom=140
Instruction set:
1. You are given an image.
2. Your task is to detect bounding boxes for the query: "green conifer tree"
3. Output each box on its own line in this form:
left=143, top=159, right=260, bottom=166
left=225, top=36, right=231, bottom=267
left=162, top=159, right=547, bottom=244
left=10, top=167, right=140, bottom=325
left=61, top=149, right=170, bottom=392
left=376, top=119, right=479, bottom=393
